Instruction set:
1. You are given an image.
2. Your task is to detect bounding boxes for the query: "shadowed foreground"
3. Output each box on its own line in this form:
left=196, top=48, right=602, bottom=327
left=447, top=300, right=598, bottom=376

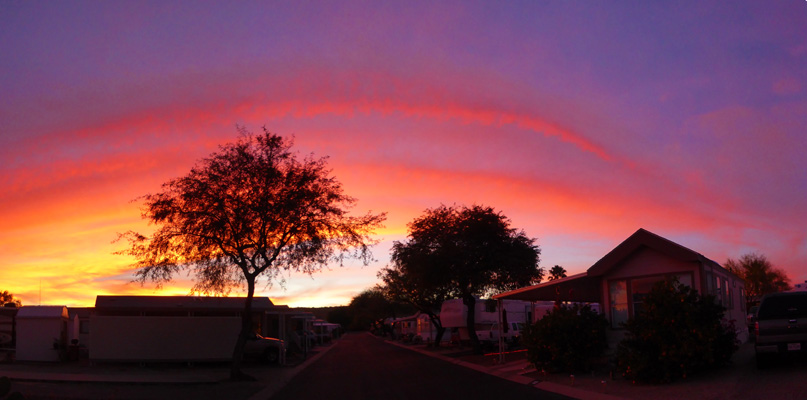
left=270, top=332, right=569, bottom=400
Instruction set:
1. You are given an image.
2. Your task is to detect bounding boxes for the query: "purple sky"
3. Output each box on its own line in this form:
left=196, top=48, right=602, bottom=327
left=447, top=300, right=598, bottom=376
left=1, top=1, right=805, bottom=307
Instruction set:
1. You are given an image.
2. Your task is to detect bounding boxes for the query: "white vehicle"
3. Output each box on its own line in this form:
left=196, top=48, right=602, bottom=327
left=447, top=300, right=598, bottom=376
left=475, top=321, right=525, bottom=346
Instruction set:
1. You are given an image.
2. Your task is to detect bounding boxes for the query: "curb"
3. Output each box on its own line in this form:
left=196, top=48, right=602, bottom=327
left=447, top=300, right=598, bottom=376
left=0, top=372, right=218, bottom=385
left=0, top=343, right=340, bottom=389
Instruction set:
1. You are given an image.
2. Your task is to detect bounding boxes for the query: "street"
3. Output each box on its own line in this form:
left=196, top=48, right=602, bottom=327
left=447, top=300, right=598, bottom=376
left=270, top=332, right=570, bottom=400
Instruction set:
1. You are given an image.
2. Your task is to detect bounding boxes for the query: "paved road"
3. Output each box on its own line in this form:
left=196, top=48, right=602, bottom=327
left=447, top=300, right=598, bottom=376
left=270, top=332, right=570, bottom=400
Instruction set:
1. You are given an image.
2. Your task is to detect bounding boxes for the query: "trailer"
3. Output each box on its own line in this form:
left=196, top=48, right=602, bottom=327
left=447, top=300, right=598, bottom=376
left=392, top=313, right=445, bottom=344
left=440, top=298, right=533, bottom=344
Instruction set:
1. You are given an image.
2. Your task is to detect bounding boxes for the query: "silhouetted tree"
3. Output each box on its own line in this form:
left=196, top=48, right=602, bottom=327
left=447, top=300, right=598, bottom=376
left=347, top=288, right=411, bottom=332
left=117, top=128, right=385, bottom=380
left=384, top=204, right=542, bottom=353
left=725, top=253, right=791, bottom=304
left=548, top=265, right=567, bottom=281
left=325, top=307, right=351, bottom=328
left=379, top=258, right=451, bottom=345
left=0, top=291, right=21, bottom=307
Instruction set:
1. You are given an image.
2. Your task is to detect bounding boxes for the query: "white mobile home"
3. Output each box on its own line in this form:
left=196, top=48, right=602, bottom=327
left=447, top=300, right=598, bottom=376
left=90, top=296, right=291, bottom=363
left=392, top=313, right=445, bottom=344
left=16, top=306, right=69, bottom=362
left=440, top=299, right=532, bottom=342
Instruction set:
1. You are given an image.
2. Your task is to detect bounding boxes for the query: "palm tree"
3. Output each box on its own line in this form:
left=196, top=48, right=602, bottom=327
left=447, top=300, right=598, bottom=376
left=548, top=265, right=567, bottom=281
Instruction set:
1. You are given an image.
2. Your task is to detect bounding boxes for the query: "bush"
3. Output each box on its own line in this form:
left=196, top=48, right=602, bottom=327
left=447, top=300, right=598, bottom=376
left=522, top=303, right=608, bottom=373
left=0, top=376, right=25, bottom=400
left=616, top=278, right=738, bottom=383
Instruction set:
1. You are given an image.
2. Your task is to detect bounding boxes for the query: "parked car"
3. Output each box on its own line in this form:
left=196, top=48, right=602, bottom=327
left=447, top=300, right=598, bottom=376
left=475, top=322, right=524, bottom=348
left=243, top=333, right=285, bottom=364
left=754, top=291, right=807, bottom=368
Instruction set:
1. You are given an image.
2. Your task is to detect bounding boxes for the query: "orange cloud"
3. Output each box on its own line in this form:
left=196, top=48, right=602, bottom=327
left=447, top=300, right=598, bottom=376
left=3, top=77, right=804, bottom=308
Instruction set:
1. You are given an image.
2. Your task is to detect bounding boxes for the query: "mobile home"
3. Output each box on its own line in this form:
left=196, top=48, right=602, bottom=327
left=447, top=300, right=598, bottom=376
left=440, top=298, right=532, bottom=343
left=393, top=313, right=445, bottom=344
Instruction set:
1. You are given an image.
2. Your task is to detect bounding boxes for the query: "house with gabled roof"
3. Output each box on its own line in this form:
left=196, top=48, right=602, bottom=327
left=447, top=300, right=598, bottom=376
left=495, top=228, right=749, bottom=344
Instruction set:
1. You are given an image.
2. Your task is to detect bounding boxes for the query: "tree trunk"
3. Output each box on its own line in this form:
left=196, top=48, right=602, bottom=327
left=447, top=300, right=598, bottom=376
left=230, top=277, right=256, bottom=381
left=463, top=294, right=481, bottom=354
left=427, top=312, right=445, bottom=347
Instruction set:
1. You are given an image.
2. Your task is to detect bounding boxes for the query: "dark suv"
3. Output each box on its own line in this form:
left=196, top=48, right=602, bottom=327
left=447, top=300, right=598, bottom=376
left=754, top=291, right=807, bottom=368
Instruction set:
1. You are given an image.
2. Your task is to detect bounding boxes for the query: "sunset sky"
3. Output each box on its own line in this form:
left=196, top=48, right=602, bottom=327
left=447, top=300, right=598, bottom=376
left=2, top=1, right=806, bottom=308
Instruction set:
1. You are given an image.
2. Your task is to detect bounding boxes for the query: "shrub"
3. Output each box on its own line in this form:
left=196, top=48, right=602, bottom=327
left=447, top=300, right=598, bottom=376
left=522, top=303, right=608, bottom=373
left=0, top=376, right=25, bottom=400
left=616, top=278, right=738, bottom=383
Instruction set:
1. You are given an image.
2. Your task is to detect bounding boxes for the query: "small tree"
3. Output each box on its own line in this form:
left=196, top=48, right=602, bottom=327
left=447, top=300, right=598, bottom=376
left=521, top=304, right=608, bottom=373
left=616, top=278, right=738, bottom=383
left=548, top=265, right=567, bottom=281
left=117, top=128, right=385, bottom=380
left=381, top=204, right=543, bottom=353
left=725, top=253, right=791, bottom=304
left=378, top=255, right=452, bottom=345
left=347, top=288, right=411, bottom=332
left=0, top=291, right=21, bottom=307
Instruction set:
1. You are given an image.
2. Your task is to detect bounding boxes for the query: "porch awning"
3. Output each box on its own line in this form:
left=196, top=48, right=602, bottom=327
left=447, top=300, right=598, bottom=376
left=493, top=272, right=601, bottom=303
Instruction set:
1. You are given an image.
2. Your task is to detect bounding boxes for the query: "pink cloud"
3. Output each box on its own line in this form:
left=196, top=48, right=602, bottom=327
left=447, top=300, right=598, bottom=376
left=773, top=77, right=802, bottom=95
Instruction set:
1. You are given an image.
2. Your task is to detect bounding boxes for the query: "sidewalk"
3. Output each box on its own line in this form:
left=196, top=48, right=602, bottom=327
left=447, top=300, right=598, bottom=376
left=0, top=343, right=337, bottom=400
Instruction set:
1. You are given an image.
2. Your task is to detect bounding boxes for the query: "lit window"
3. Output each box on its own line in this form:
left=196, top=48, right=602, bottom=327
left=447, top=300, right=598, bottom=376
left=609, top=280, right=628, bottom=328
left=609, top=273, right=693, bottom=328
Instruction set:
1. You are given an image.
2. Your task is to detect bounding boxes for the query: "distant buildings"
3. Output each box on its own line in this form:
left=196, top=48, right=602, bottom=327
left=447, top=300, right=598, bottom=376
left=4, top=295, right=327, bottom=364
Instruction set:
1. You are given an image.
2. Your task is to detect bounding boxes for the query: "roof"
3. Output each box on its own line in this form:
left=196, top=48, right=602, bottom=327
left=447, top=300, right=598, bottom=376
left=392, top=312, right=424, bottom=323
left=16, top=306, right=68, bottom=319
left=95, top=296, right=275, bottom=312
left=67, top=307, right=93, bottom=318
left=588, top=228, right=725, bottom=277
left=493, top=273, right=600, bottom=302
left=495, top=228, right=735, bottom=303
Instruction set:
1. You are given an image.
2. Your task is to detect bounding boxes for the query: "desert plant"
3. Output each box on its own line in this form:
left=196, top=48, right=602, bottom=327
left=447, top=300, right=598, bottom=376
left=522, top=303, right=608, bottom=373
left=616, top=278, right=738, bottom=383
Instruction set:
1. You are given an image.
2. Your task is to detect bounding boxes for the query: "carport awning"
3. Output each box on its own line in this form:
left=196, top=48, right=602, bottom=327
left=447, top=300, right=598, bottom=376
left=493, top=273, right=601, bottom=303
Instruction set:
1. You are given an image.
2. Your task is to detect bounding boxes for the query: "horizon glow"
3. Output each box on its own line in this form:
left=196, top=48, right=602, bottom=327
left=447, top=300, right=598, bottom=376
left=1, top=1, right=806, bottom=307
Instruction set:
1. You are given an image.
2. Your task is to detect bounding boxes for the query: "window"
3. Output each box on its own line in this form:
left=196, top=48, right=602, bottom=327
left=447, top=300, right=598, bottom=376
left=714, top=276, right=723, bottom=306
left=723, top=278, right=729, bottom=307
left=608, top=273, right=693, bottom=328
left=609, top=280, right=629, bottom=328
left=630, top=277, right=659, bottom=316
left=79, top=320, right=90, bottom=334
left=676, top=274, right=692, bottom=287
